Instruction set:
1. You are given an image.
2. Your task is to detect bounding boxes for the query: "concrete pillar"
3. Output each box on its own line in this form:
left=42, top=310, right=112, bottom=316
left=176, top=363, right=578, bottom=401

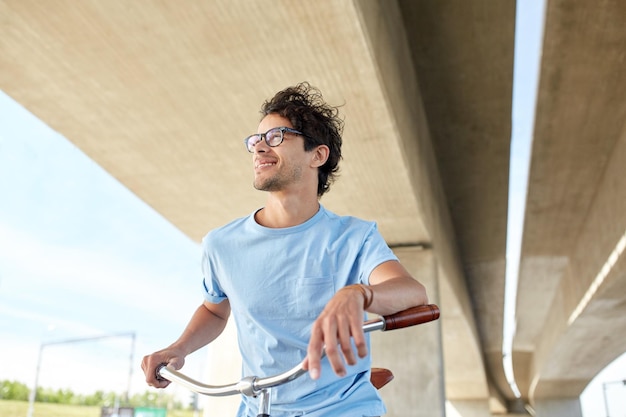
left=532, top=397, right=582, bottom=417
left=371, top=246, right=445, bottom=417
left=203, top=318, right=241, bottom=416
left=446, top=399, right=491, bottom=417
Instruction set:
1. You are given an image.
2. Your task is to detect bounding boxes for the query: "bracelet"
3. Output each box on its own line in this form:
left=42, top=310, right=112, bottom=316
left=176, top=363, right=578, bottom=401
left=343, top=284, right=374, bottom=310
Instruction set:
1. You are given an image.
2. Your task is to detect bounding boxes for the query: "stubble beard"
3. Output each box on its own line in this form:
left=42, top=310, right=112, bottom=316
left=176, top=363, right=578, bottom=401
left=254, top=164, right=302, bottom=192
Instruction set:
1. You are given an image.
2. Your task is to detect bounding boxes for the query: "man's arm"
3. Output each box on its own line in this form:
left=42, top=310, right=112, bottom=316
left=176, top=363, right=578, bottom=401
left=141, top=299, right=231, bottom=388
left=366, top=260, right=429, bottom=315
left=304, top=260, right=428, bottom=380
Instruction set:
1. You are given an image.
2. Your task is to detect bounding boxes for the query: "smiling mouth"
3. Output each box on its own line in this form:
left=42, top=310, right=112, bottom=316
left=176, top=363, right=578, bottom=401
left=255, top=162, right=276, bottom=169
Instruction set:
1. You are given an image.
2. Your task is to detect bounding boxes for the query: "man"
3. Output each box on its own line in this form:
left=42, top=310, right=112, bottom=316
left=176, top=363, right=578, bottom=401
left=142, top=82, right=429, bottom=416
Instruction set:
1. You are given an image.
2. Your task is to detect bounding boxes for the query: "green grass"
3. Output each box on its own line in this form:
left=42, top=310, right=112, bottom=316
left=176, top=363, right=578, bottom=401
left=0, top=400, right=100, bottom=417
left=0, top=400, right=198, bottom=417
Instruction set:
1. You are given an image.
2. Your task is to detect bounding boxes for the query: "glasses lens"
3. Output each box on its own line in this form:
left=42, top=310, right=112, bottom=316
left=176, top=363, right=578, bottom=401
left=265, top=128, right=283, bottom=147
left=245, top=135, right=261, bottom=152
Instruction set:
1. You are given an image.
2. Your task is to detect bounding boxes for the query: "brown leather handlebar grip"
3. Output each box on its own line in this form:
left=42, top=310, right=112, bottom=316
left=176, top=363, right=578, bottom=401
left=382, top=304, right=440, bottom=331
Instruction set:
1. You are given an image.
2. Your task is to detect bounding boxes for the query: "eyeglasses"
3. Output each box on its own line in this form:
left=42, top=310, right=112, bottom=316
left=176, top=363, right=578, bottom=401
left=243, top=126, right=306, bottom=153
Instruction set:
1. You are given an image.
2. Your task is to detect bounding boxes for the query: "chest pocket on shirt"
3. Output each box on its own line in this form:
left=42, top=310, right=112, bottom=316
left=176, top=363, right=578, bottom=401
left=296, top=276, right=335, bottom=319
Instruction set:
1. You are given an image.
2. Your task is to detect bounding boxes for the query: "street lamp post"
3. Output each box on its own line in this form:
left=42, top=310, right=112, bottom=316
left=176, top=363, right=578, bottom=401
left=26, top=344, right=44, bottom=417
left=26, top=332, right=136, bottom=417
left=602, top=379, right=626, bottom=417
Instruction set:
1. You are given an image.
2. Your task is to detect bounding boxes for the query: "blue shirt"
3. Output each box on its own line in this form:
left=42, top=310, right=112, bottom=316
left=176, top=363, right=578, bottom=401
left=201, top=205, right=397, bottom=416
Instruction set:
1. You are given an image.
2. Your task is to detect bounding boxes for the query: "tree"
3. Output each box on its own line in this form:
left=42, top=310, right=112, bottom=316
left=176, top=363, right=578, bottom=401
left=0, top=380, right=30, bottom=401
left=0, top=379, right=185, bottom=410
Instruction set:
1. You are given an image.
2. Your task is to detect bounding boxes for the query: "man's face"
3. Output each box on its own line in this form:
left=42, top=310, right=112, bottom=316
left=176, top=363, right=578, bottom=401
left=251, top=114, right=311, bottom=193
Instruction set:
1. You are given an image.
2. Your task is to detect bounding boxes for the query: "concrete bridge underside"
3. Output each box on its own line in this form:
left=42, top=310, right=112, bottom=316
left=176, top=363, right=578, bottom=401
left=1, top=1, right=624, bottom=415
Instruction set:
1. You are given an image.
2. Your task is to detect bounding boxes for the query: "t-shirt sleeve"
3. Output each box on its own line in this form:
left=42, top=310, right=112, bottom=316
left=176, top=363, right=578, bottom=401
left=358, top=222, right=399, bottom=285
left=201, top=235, right=228, bottom=304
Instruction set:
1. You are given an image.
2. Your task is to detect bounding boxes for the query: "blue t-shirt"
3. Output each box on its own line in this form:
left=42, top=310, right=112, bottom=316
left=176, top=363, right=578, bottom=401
left=201, top=205, right=397, bottom=416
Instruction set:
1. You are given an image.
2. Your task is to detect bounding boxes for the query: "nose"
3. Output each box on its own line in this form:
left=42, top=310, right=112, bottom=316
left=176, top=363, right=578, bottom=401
left=252, top=135, right=269, bottom=153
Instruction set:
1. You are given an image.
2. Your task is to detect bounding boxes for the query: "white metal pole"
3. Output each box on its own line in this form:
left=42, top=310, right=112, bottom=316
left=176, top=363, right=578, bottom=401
left=26, top=344, right=43, bottom=417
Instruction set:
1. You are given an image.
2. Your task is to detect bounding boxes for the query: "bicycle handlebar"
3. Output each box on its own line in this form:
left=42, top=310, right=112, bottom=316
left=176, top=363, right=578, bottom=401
left=157, top=304, right=439, bottom=398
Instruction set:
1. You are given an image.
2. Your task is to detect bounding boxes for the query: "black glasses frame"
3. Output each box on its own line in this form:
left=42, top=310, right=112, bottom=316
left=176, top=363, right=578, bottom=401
left=243, top=126, right=306, bottom=153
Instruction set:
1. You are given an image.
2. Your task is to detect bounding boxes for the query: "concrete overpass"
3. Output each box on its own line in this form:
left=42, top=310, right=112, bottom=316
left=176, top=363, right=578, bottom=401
left=1, top=1, right=624, bottom=416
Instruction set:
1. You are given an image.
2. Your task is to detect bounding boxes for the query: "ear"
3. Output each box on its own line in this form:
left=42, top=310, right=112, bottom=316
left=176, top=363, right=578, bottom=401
left=310, top=145, right=330, bottom=168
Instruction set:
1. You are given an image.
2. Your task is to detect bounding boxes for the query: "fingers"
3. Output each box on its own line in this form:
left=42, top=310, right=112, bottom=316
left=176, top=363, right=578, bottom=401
left=141, top=355, right=167, bottom=388
left=306, top=297, right=368, bottom=380
left=141, top=351, right=184, bottom=389
left=305, top=325, right=324, bottom=380
left=352, top=324, right=368, bottom=360
left=321, top=319, right=346, bottom=378
left=331, top=314, right=368, bottom=372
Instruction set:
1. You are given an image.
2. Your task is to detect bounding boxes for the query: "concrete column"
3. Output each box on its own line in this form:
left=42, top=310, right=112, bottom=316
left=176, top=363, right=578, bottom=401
left=446, top=399, right=491, bottom=417
left=203, top=318, right=241, bottom=416
left=371, top=246, right=445, bottom=417
left=532, top=397, right=582, bottom=417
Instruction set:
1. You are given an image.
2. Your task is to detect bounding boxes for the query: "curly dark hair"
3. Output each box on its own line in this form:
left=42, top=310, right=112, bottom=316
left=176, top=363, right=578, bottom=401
left=260, top=82, right=343, bottom=197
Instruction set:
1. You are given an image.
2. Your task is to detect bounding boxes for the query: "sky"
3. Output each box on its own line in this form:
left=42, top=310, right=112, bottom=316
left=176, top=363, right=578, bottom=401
left=1, top=2, right=625, bottom=416
left=0, top=92, right=209, bottom=402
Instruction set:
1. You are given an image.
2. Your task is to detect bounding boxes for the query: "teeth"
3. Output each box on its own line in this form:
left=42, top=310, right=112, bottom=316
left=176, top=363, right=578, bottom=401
left=256, top=163, right=276, bottom=168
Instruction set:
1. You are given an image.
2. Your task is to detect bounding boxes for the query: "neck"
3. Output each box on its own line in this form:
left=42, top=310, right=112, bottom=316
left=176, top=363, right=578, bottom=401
left=256, top=191, right=320, bottom=228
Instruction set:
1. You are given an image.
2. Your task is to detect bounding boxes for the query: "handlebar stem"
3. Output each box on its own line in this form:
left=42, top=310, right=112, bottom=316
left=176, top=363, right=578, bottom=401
left=237, top=376, right=259, bottom=397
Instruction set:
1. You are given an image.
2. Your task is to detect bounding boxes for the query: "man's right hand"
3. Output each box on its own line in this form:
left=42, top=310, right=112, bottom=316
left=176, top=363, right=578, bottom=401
left=141, top=348, right=185, bottom=388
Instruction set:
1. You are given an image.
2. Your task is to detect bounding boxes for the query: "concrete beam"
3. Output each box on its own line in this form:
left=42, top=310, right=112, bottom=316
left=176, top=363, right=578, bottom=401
left=353, top=0, right=495, bottom=407
left=514, top=0, right=626, bottom=402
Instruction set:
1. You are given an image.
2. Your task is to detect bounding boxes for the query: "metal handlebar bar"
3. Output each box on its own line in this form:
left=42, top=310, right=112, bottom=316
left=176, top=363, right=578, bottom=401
left=156, top=304, right=440, bottom=398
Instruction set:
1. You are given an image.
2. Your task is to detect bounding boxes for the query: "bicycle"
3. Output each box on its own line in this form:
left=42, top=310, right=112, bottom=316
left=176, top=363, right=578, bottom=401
left=156, top=304, right=440, bottom=417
